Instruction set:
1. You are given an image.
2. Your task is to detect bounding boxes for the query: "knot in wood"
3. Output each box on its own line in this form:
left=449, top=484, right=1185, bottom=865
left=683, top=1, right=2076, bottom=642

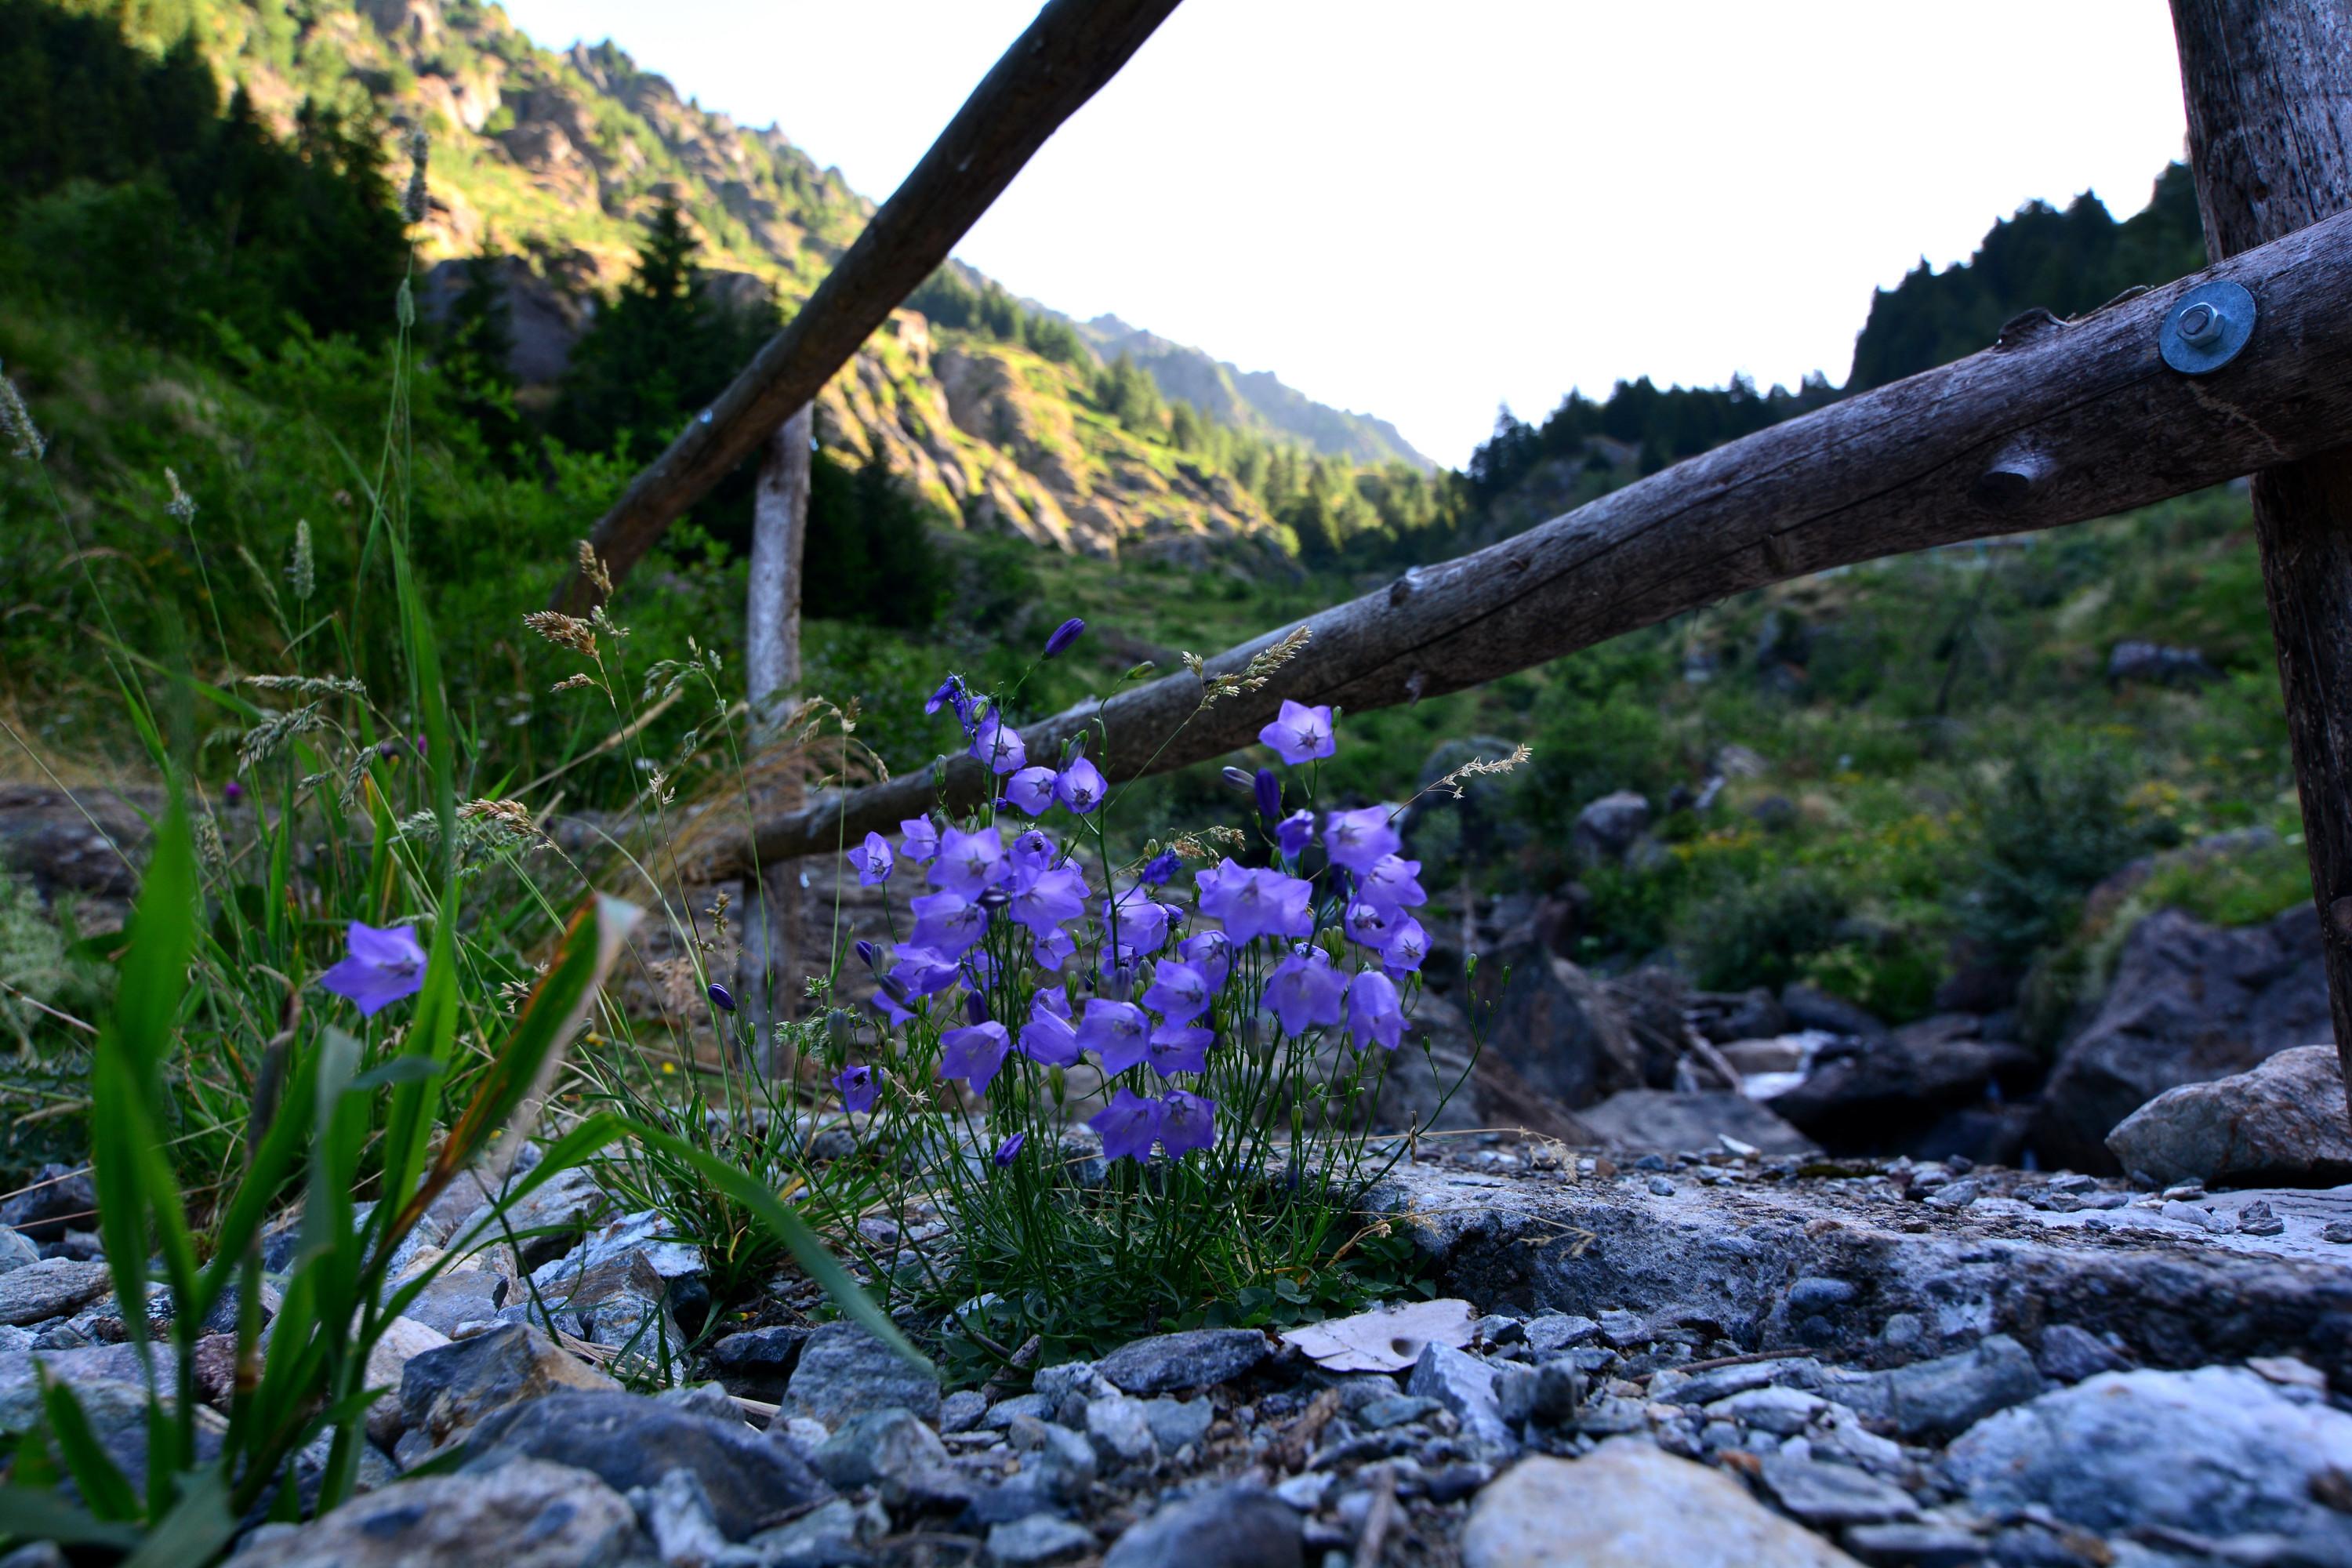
left=1993, top=307, right=2068, bottom=350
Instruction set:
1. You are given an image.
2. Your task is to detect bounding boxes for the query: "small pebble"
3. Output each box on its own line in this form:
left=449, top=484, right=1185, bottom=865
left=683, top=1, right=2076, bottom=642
left=2323, top=1220, right=2352, bottom=1244
left=1646, top=1176, right=1676, bottom=1197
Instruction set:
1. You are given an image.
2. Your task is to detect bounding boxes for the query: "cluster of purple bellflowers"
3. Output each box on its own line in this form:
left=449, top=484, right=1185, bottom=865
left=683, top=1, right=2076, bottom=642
left=829, top=623, right=1427, bottom=1171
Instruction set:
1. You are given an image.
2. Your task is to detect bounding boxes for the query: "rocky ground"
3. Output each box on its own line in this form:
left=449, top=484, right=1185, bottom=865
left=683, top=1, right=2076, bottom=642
left=9, top=1122, right=2352, bottom=1568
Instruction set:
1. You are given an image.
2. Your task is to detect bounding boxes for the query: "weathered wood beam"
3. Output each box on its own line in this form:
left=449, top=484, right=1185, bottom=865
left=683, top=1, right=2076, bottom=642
left=699, top=207, right=2352, bottom=879
left=550, top=0, right=1185, bottom=613
left=2169, top=0, right=2352, bottom=1098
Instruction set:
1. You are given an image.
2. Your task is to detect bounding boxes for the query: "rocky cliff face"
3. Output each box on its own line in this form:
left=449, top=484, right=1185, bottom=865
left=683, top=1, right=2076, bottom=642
left=183, top=0, right=1363, bottom=561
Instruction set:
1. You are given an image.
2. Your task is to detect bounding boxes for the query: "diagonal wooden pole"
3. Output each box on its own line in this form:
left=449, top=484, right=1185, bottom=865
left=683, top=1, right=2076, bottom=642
left=550, top=0, right=1185, bottom=614
left=691, top=209, right=2352, bottom=879
left=2169, top=0, right=2352, bottom=1113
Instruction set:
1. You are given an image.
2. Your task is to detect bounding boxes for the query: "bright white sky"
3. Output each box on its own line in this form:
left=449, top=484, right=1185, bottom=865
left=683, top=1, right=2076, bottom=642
left=496, top=1, right=2191, bottom=468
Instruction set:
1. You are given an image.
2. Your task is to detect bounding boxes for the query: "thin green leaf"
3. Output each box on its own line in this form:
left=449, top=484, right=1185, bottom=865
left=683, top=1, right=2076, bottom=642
left=123, top=1467, right=236, bottom=1568
left=38, top=1377, right=139, bottom=1523
left=0, top=1486, right=143, bottom=1550
left=351, top=1054, right=446, bottom=1092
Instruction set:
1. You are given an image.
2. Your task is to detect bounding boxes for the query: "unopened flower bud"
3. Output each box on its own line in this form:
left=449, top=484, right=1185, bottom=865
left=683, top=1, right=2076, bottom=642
left=855, top=939, right=879, bottom=969
left=1221, top=766, right=1254, bottom=794
left=964, top=992, right=989, bottom=1025
left=707, top=982, right=736, bottom=1014
left=1254, top=767, right=1282, bottom=824
left=1041, top=617, right=1086, bottom=659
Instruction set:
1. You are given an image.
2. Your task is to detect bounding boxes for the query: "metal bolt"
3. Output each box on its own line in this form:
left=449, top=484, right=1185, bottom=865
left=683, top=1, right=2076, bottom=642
left=2178, top=301, right=2222, bottom=344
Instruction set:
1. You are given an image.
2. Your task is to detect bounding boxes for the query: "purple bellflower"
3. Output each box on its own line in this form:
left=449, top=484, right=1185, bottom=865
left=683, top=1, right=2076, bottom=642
left=1178, top=930, right=1234, bottom=989
left=1261, top=947, right=1346, bottom=1036
left=320, top=921, right=427, bottom=1017
left=1091, top=1089, right=1162, bottom=1163
left=1033, top=926, right=1078, bottom=971
left=1018, top=990, right=1082, bottom=1066
left=1158, top=1089, right=1218, bottom=1156
left=1140, top=849, right=1181, bottom=887
left=898, top=817, right=942, bottom=865
left=1077, top=998, right=1150, bottom=1074
left=1381, top=916, right=1429, bottom=973
left=890, top=946, right=964, bottom=998
left=1358, top=854, right=1428, bottom=913
left=1102, top=886, right=1172, bottom=956
left=1003, top=766, right=1058, bottom=817
left=939, top=1022, right=1012, bottom=1094
left=1141, top=960, right=1212, bottom=1025
left=931, top=825, right=1008, bottom=897
left=223, top=779, right=245, bottom=806
left=924, top=675, right=975, bottom=730
left=848, top=830, right=895, bottom=885
left=1274, top=810, right=1316, bottom=858
left=994, top=1131, right=1027, bottom=1165
left=1009, top=864, right=1087, bottom=939
left=1345, top=968, right=1406, bottom=1051
left=1252, top=767, right=1283, bottom=823
left=1259, top=699, right=1336, bottom=764
left=1147, top=1022, right=1213, bottom=1077
left=909, top=891, right=987, bottom=957
left=1195, top=860, right=1314, bottom=946
left=1343, top=901, right=1393, bottom=948
left=969, top=711, right=1027, bottom=775
left=1042, top=617, right=1087, bottom=658
left=1323, top=807, right=1401, bottom=874
left=833, top=1064, right=878, bottom=1113
left=1054, top=756, right=1106, bottom=815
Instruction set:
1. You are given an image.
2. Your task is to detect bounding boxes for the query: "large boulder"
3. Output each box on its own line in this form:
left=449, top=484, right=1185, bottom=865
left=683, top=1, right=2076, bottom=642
left=459, top=1388, right=829, bottom=1541
left=1765, top=1014, right=2040, bottom=1155
left=1461, top=1443, right=1861, bottom=1567
left=1485, top=952, right=1651, bottom=1109
left=1572, top=792, right=1651, bottom=868
left=2034, top=905, right=2333, bottom=1171
left=222, top=1457, right=644, bottom=1568
left=2105, top=1044, right=2352, bottom=1188
left=1943, top=1365, right=2352, bottom=1543
left=1575, top=1090, right=1818, bottom=1156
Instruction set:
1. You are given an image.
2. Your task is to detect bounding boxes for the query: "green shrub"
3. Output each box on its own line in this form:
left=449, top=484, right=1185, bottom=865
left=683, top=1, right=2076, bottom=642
left=1680, top=869, right=1848, bottom=993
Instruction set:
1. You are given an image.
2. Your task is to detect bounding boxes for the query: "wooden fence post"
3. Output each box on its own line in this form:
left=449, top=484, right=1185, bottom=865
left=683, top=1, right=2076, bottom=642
left=2169, top=0, right=2352, bottom=1109
left=742, top=405, right=814, bottom=1050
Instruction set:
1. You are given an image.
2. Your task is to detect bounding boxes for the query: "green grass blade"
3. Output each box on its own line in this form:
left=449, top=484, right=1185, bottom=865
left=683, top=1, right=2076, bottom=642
left=0, top=1486, right=143, bottom=1551
left=37, top=1377, right=139, bottom=1523
left=122, top=1467, right=235, bottom=1568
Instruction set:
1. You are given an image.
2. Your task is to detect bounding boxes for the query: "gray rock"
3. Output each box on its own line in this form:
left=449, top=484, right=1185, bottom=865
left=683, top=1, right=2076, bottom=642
left=1839, top=1523, right=1985, bottom=1568
left=812, top=1406, right=946, bottom=1485
left=940, top=1388, right=989, bottom=1433
left=655, top=1381, right=745, bottom=1426
left=987, top=1514, right=1094, bottom=1565
left=1084, top=1391, right=1159, bottom=1465
left=1461, top=1443, right=1864, bottom=1567
left=2106, top=1045, right=2352, bottom=1189
left=1031, top=1361, right=1097, bottom=1405
left=1486, top=950, right=1656, bottom=1111
left=630, top=1466, right=729, bottom=1567
left=457, top=1163, right=613, bottom=1269
left=0, top=1541, right=68, bottom=1568
left=525, top=1247, right=683, bottom=1377
left=1358, top=1394, right=1440, bottom=1428
left=0, top=1164, right=94, bottom=1243
left=2035, top=905, right=2332, bottom=1172
left=1949, top=1365, right=2352, bottom=1544
left=743, top=1496, right=870, bottom=1567
left=1523, top=1313, right=1601, bottom=1354
left=1869, top=1334, right=2042, bottom=1441
left=1102, top=1484, right=1302, bottom=1568
left=1140, top=1395, right=1213, bottom=1454
left=1787, top=1277, right=1857, bottom=1315
left=704, top=1323, right=811, bottom=1403
left=1494, top=1359, right=1582, bottom=1426
left=0, top=1258, right=112, bottom=1326
left=0, top=1225, right=37, bottom=1275
left=1408, top=1341, right=1510, bottom=1451
left=397, top=1269, right=510, bottom=1337
left=982, top=1392, right=1054, bottom=1429
left=1766, top=1015, right=2037, bottom=1152
left=1706, top=1385, right=1828, bottom=1437
left=1780, top=986, right=1886, bottom=1040
left=461, top=1389, right=829, bottom=1540
left=1034, top=1421, right=1098, bottom=1501
left=786, top=1321, right=938, bottom=1428
left=396, top=1322, right=619, bottom=1456
left=1095, top=1328, right=1270, bottom=1395
left=1755, top=1456, right=1920, bottom=1526
left=220, top=1457, right=644, bottom=1568
left=556, top=1207, right=704, bottom=1282
left=2035, top=1325, right=2128, bottom=1383
left=1573, top=792, right=1652, bottom=866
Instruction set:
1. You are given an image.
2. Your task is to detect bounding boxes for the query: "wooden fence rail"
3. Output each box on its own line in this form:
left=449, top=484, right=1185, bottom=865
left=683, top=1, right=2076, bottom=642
left=548, top=0, right=1185, bottom=615
left=697, top=206, right=2352, bottom=877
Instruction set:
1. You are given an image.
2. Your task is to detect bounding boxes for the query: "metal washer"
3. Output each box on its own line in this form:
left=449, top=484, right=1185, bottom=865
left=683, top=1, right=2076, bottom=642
left=2160, top=279, right=2257, bottom=375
